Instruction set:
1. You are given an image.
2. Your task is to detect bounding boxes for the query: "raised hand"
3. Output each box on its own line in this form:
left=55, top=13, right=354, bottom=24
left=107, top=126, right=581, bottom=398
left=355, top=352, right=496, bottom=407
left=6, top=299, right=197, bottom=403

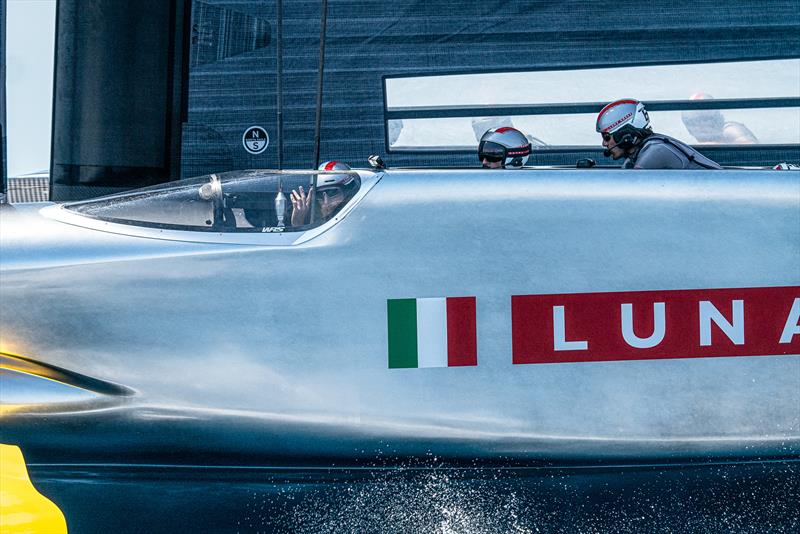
left=290, top=186, right=314, bottom=226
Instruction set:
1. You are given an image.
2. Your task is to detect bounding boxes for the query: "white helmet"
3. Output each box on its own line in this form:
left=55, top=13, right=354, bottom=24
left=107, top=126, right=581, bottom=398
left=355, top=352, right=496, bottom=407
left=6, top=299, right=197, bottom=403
left=316, top=161, right=355, bottom=188
left=596, top=99, right=651, bottom=147
left=478, top=127, right=531, bottom=168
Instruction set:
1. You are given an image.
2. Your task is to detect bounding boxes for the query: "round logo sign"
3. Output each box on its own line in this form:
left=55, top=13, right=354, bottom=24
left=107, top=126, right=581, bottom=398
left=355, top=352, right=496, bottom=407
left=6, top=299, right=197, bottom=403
left=242, top=126, right=269, bottom=155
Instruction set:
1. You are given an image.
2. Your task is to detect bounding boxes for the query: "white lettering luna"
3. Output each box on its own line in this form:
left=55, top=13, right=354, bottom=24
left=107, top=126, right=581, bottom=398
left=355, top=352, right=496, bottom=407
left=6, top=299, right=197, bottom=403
left=621, top=302, right=666, bottom=349
left=553, top=306, right=588, bottom=351
left=699, top=300, right=744, bottom=346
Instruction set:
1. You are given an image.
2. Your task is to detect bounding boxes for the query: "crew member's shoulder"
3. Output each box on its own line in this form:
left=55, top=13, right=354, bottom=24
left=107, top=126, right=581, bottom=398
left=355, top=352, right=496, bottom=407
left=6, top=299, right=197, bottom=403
left=637, top=136, right=679, bottom=158
left=634, top=136, right=686, bottom=169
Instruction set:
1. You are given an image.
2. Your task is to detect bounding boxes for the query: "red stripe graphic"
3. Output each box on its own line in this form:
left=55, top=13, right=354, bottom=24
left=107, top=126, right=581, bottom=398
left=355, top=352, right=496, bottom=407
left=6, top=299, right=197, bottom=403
left=512, top=286, right=799, bottom=364
left=598, top=99, right=638, bottom=115
left=446, top=297, right=477, bottom=366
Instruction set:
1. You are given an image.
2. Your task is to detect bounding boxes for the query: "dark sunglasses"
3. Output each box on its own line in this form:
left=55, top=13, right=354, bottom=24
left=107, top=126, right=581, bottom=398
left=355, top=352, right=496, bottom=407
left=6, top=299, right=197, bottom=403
left=601, top=132, right=612, bottom=142
left=319, top=188, right=344, bottom=200
left=478, top=141, right=507, bottom=163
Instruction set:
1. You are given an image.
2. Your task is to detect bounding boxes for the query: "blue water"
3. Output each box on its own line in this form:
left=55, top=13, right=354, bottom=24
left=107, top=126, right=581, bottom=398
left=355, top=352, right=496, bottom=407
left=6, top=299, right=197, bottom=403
left=30, top=460, right=799, bottom=533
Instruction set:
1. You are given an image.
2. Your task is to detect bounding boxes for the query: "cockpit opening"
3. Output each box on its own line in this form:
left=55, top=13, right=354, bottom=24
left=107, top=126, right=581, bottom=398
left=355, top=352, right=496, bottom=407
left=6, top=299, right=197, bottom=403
left=63, top=170, right=363, bottom=233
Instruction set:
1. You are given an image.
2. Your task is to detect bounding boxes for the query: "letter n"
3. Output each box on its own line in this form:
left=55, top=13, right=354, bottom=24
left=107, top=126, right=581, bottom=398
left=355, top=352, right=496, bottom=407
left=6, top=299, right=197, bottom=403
left=699, top=300, right=744, bottom=346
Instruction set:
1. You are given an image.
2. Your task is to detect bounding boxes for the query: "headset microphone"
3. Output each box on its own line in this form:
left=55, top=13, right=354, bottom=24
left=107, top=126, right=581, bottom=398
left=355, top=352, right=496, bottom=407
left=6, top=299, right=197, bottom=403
left=603, top=130, right=637, bottom=158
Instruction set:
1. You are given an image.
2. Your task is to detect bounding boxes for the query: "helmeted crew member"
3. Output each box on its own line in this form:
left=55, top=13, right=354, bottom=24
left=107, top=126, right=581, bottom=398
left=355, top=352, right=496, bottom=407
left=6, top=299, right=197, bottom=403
left=681, top=92, right=757, bottom=145
left=478, top=127, right=532, bottom=169
left=290, top=161, right=359, bottom=226
left=596, top=99, right=722, bottom=169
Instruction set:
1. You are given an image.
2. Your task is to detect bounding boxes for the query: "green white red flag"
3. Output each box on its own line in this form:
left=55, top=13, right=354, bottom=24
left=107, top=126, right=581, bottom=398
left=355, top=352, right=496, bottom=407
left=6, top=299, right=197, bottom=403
left=387, top=297, right=477, bottom=368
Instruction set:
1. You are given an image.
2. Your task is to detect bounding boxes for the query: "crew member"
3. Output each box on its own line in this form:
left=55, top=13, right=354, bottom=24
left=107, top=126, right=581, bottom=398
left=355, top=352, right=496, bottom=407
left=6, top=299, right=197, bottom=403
left=478, top=127, right=532, bottom=169
left=681, top=92, right=757, bottom=145
left=290, top=161, right=359, bottom=226
left=596, top=99, right=722, bottom=169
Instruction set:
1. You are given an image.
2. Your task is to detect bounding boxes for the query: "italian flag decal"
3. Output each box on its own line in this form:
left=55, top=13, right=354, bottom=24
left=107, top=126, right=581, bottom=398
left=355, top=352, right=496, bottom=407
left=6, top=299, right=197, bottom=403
left=387, top=297, right=477, bottom=368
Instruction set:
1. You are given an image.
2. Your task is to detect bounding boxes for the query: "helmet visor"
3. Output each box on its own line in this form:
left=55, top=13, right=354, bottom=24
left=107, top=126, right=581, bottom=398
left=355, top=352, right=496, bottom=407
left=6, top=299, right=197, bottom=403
left=478, top=141, right=506, bottom=163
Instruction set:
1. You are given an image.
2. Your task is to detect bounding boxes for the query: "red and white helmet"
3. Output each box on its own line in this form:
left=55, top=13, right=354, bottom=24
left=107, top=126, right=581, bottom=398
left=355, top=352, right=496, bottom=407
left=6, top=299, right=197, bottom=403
left=316, top=161, right=355, bottom=188
left=478, top=127, right=532, bottom=168
left=773, top=162, right=800, bottom=171
left=596, top=99, right=651, bottom=146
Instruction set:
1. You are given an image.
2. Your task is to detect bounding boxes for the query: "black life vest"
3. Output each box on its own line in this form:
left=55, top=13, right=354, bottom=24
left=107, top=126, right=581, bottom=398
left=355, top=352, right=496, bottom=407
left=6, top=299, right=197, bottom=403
left=632, top=134, right=722, bottom=170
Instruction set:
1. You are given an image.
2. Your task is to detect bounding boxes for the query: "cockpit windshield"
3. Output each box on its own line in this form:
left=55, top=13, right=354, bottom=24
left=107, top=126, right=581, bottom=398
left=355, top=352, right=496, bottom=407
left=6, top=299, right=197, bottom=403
left=63, top=170, right=362, bottom=232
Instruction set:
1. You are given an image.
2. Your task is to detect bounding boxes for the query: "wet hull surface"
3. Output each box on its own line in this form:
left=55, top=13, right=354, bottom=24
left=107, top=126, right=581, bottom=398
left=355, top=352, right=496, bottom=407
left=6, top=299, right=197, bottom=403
left=30, top=460, right=799, bottom=533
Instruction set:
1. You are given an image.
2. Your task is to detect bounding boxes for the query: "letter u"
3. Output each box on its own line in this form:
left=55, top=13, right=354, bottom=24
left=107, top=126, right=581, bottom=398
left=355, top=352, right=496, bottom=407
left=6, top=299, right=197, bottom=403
left=621, top=302, right=666, bottom=349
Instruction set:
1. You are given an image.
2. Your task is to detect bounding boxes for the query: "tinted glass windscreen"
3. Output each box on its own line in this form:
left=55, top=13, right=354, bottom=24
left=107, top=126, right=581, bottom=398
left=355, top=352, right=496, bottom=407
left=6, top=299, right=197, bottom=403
left=65, top=171, right=360, bottom=232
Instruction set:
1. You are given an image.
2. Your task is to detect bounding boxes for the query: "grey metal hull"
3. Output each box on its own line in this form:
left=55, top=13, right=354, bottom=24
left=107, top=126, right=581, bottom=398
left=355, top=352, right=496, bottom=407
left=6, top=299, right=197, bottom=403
left=2, top=168, right=799, bottom=466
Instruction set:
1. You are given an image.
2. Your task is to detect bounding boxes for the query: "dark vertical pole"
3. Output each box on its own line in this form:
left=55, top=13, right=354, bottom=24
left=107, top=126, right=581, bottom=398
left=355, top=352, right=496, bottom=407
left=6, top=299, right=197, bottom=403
left=167, top=0, right=191, bottom=181
left=276, top=0, right=283, bottom=169
left=312, top=0, right=328, bottom=170
left=50, top=0, right=190, bottom=201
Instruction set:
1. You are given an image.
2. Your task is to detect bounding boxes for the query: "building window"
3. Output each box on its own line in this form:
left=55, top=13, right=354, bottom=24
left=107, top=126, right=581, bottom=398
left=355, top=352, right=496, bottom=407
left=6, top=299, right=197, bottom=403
left=384, top=59, right=800, bottom=151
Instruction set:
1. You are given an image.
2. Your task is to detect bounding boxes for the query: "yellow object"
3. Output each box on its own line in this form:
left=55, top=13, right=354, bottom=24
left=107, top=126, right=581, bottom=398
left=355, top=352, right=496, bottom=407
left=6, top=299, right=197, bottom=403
left=0, top=444, right=67, bottom=534
left=0, top=406, right=23, bottom=417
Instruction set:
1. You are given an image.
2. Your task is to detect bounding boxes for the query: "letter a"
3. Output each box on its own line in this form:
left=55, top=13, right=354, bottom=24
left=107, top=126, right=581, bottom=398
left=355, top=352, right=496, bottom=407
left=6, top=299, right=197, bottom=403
left=779, top=298, right=800, bottom=344
left=553, top=306, right=588, bottom=351
left=621, top=302, right=666, bottom=349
